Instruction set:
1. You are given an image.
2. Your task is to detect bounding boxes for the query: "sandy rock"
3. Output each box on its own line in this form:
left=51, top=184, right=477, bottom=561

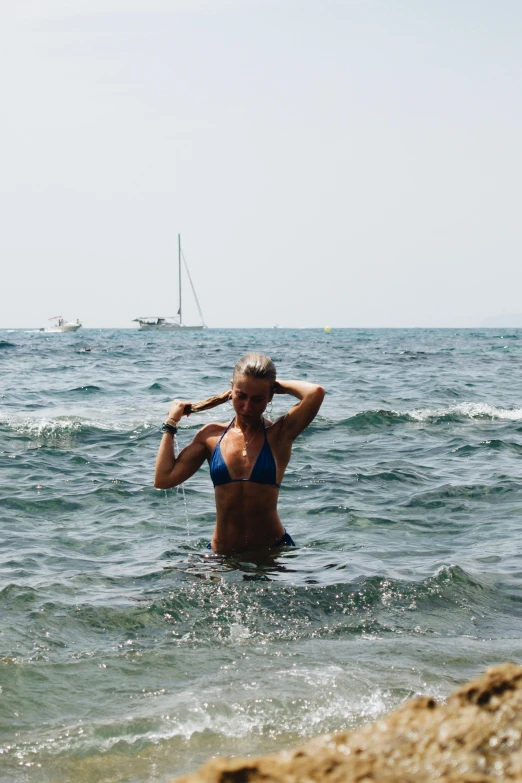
left=172, top=663, right=522, bottom=782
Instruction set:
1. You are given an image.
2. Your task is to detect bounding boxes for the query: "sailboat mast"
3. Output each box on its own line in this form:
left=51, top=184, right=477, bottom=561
left=178, top=233, right=182, bottom=326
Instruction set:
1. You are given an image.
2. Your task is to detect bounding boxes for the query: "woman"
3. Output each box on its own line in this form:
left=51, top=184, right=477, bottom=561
left=154, top=353, right=325, bottom=554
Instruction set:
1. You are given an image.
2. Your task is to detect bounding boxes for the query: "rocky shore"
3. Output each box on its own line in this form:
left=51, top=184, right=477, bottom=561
left=173, top=662, right=522, bottom=782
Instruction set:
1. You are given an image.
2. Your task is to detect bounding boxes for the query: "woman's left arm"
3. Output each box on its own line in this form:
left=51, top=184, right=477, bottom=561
left=274, top=379, right=325, bottom=440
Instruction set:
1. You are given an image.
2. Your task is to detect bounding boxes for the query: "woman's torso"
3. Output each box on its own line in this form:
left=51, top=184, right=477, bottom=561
left=204, top=418, right=292, bottom=553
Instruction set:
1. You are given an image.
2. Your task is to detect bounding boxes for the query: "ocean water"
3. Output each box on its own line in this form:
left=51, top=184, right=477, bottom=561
left=1, top=327, right=521, bottom=782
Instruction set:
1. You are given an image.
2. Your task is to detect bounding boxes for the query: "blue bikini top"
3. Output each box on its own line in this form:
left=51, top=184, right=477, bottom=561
left=209, top=419, right=280, bottom=488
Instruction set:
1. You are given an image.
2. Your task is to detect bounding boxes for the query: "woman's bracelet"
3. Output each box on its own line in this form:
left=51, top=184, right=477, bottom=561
left=161, top=421, right=178, bottom=436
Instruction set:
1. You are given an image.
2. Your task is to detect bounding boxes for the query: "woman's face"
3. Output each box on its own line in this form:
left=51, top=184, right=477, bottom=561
left=231, top=375, right=273, bottom=422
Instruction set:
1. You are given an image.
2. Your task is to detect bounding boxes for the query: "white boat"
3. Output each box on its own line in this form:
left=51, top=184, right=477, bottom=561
left=41, top=316, right=82, bottom=333
left=133, top=235, right=206, bottom=330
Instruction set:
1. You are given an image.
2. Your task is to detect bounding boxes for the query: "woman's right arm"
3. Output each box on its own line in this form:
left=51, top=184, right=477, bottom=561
left=154, top=398, right=207, bottom=489
left=154, top=430, right=208, bottom=488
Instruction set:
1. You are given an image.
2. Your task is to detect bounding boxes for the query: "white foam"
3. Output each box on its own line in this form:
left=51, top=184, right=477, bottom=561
left=228, top=622, right=251, bottom=642
left=0, top=412, right=156, bottom=436
left=0, top=661, right=397, bottom=769
left=407, top=403, right=522, bottom=422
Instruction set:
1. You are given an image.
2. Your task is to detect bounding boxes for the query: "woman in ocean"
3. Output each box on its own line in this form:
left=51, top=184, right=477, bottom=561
left=154, top=352, right=325, bottom=554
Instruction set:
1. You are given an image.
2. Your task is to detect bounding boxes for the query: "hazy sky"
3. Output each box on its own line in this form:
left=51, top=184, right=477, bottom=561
left=2, top=0, right=522, bottom=328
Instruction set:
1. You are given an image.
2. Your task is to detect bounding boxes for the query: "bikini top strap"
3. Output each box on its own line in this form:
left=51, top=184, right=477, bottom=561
left=217, top=418, right=235, bottom=446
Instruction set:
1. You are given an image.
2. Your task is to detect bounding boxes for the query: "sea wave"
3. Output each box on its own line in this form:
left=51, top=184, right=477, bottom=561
left=0, top=668, right=395, bottom=781
left=0, top=414, right=156, bottom=441
left=133, top=564, right=508, bottom=643
left=337, top=410, right=409, bottom=430
left=403, top=479, right=521, bottom=508
left=452, top=440, right=522, bottom=456
left=68, top=385, right=102, bottom=394
left=335, top=403, right=522, bottom=431
left=0, top=566, right=510, bottom=656
left=407, top=402, right=522, bottom=422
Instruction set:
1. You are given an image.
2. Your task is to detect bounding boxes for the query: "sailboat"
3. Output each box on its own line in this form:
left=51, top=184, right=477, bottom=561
left=133, top=235, right=206, bottom=330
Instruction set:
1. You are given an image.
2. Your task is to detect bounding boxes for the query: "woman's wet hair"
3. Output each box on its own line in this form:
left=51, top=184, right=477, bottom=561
left=185, top=353, right=276, bottom=415
left=232, top=353, right=276, bottom=389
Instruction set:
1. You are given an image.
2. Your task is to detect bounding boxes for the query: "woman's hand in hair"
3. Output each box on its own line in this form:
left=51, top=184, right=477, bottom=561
left=274, top=379, right=314, bottom=398
left=275, top=380, right=325, bottom=439
left=166, top=399, right=192, bottom=424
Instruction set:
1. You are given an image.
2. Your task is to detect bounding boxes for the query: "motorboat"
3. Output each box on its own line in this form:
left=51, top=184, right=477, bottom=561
left=41, top=316, right=82, bottom=333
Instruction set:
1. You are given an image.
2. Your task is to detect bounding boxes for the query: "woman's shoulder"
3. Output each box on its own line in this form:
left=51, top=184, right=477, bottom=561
left=197, top=420, right=231, bottom=441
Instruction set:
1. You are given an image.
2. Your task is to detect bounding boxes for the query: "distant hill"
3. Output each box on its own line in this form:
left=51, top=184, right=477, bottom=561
left=480, top=314, right=522, bottom=328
